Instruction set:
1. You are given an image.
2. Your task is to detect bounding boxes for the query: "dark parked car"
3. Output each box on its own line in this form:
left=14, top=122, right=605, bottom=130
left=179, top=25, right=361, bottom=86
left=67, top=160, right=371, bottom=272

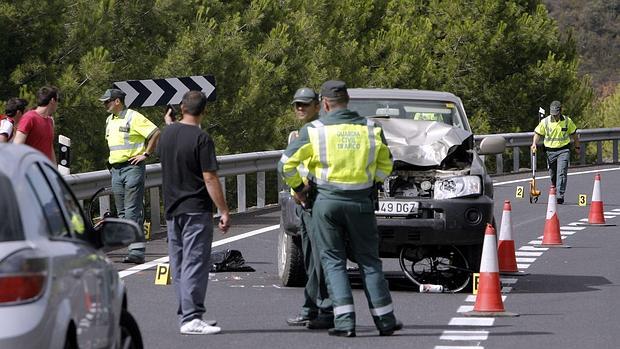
left=277, top=89, right=505, bottom=292
left=0, top=144, right=144, bottom=348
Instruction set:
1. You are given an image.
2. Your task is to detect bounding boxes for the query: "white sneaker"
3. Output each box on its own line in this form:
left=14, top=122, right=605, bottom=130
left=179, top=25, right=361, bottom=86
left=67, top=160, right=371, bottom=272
left=180, top=319, right=221, bottom=335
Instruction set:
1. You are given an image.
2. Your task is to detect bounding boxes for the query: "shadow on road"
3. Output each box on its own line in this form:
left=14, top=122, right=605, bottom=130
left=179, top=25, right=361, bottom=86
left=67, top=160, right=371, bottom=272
left=512, top=273, right=612, bottom=293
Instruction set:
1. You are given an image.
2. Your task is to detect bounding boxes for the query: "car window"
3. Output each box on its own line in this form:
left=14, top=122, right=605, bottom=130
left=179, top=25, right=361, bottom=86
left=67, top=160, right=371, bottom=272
left=348, top=99, right=465, bottom=129
left=0, top=174, right=24, bottom=241
left=26, top=163, right=70, bottom=238
left=40, top=164, right=87, bottom=236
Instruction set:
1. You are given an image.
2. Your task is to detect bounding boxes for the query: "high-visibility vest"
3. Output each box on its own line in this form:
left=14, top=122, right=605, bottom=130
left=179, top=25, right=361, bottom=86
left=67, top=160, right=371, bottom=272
left=105, top=109, right=158, bottom=164
left=280, top=112, right=393, bottom=192
left=534, top=115, right=577, bottom=149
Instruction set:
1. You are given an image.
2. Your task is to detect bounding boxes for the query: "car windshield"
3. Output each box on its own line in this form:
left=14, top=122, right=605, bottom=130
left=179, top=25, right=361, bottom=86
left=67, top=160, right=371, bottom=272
left=348, top=99, right=465, bottom=130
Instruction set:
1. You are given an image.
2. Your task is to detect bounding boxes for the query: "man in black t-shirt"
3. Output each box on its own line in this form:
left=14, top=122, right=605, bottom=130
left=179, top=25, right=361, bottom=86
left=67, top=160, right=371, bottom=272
left=157, top=91, right=231, bottom=335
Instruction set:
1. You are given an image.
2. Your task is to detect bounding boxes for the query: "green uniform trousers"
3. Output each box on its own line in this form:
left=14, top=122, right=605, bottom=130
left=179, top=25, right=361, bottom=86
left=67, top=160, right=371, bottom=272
left=297, top=206, right=333, bottom=318
left=311, top=193, right=396, bottom=331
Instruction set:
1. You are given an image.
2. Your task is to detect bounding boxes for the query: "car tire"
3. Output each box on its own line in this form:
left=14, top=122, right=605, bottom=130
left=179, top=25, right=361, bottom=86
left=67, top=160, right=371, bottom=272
left=277, top=227, right=306, bottom=287
left=120, top=309, right=143, bottom=349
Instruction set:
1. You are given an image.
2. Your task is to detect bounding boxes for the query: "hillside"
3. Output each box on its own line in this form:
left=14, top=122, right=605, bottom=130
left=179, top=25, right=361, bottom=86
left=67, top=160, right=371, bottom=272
left=544, top=0, right=620, bottom=96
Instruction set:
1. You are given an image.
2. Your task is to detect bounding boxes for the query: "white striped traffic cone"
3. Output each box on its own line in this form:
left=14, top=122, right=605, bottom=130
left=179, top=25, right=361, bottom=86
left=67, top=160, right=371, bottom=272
left=498, top=201, right=525, bottom=275
left=541, top=186, right=569, bottom=248
left=588, top=174, right=605, bottom=224
left=465, top=223, right=518, bottom=317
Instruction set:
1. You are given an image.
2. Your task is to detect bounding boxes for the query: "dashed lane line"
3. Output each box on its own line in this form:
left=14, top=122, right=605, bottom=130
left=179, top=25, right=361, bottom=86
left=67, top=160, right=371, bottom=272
left=438, top=214, right=610, bottom=348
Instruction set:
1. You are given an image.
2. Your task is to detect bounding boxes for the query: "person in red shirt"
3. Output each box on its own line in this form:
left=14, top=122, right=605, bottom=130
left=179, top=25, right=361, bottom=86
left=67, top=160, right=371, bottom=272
left=0, top=98, right=28, bottom=143
left=14, top=86, right=58, bottom=163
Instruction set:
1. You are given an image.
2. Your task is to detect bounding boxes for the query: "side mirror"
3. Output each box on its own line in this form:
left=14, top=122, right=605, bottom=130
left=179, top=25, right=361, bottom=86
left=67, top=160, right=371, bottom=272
left=478, top=135, right=506, bottom=155
left=98, top=218, right=143, bottom=248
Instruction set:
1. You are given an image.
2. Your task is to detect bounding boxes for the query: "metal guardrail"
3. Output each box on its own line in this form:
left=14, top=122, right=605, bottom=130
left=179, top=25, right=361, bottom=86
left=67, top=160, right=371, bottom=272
left=65, top=128, right=620, bottom=235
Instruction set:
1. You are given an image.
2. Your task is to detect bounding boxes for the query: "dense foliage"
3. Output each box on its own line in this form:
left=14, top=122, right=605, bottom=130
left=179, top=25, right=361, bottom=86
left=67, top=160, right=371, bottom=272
left=0, top=0, right=614, bottom=172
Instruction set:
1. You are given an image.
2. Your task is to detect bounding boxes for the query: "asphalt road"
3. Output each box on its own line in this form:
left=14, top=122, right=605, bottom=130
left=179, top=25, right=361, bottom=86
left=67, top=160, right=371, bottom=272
left=109, top=165, right=620, bottom=349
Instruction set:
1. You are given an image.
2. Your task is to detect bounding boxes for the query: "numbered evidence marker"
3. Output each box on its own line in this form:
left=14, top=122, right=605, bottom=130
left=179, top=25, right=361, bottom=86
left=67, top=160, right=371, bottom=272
left=578, top=194, right=587, bottom=207
left=472, top=273, right=480, bottom=295
left=515, top=186, right=524, bottom=199
left=155, top=263, right=172, bottom=285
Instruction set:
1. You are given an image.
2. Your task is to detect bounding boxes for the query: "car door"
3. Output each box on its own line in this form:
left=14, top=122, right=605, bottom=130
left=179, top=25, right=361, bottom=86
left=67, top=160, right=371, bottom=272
left=24, top=161, right=109, bottom=348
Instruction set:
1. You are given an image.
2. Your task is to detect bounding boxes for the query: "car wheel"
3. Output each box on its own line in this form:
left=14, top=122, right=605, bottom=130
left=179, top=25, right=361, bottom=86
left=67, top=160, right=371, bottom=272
left=120, top=310, right=143, bottom=349
left=398, top=245, right=472, bottom=293
left=277, top=227, right=306, bottom=287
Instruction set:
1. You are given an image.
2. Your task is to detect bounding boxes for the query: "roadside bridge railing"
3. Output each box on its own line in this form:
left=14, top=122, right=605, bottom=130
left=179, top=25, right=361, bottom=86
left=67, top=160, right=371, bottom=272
left=64, top=127, right=620, bottom=235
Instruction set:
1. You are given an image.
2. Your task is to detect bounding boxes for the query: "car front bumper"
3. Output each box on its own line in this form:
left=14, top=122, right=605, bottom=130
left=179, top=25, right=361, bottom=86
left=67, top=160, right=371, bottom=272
left=376, top=195, right=494, bottom=256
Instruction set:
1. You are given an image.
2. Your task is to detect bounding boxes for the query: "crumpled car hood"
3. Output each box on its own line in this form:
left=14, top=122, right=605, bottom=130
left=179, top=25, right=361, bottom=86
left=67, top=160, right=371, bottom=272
left=370, top=118, right=473, bottom=167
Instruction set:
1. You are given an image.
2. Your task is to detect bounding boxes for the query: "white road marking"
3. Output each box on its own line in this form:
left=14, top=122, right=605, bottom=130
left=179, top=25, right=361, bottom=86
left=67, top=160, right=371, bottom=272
left=502, top=286, right=513, bottom=293
left=435, top=346, right=484, bottom=349
left=519, top=246, right=548, bottom=251
left=465, top=295, right=506, bottom=302
left=493, top=166, right=620, bottom=186
left=119, top=224, right=280, bottom=278
left=560, top=231, right=576, bottom=235
left=604, top=212, right=620, bottom=215
left=457, top=305, right=474, bottom=313
left=440, top=330, right=489, bottom=341
left=613, top=209, right=620, bottom=212
left=515, top=251, right=543, bottom=257
left=516, top=257, right=536, bottom=263
left=449, top=318, right=495, bottom=326
left=500, top=278, right=518, bottom=284
left=560, top=226, right=586, bottom=230
left=529, top=240, right=542, bottom=245
left=517, top=264, right=530, bottom=269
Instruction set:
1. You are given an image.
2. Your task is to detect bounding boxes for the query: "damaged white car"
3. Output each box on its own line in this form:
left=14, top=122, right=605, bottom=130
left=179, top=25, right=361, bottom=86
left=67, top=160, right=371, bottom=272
left=278, top=88, right=505, bottom=292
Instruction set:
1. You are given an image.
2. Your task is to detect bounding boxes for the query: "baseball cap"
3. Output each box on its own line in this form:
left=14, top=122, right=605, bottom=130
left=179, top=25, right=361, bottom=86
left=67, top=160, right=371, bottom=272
left=99, top=88, right=126, bottom=102
left=550, top=100, right=562, bottom=115
left=320, top=80, right=348, bottom=99
left=291, top=87, right=318, bottom=104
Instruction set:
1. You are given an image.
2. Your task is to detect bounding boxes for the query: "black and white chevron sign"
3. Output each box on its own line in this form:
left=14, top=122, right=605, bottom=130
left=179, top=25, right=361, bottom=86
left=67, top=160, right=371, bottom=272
left=112, top=75, right=216, bottom=108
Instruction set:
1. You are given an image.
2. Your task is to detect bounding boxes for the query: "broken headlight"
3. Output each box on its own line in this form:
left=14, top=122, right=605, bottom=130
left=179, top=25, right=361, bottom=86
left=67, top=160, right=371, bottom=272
left=433, top=176, right=481, bottom=200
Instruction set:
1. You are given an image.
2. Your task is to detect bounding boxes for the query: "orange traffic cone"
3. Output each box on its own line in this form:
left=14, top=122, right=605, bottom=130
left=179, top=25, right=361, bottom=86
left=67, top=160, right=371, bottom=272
left=465, top=224, right=518, bottom=317
left=588, top=174, right=606, bottom=224
left=542, top=186, right=570, bottom=248
left=498, top=201, right=525, bottom=275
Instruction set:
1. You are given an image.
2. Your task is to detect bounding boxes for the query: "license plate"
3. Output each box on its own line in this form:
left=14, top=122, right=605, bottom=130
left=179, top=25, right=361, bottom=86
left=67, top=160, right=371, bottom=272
left=375, top=200, right=419, bottom=216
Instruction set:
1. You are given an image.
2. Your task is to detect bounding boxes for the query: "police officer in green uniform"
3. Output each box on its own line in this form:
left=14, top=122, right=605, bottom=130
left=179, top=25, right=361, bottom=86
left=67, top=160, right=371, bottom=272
left=531, top=100, right=580, bottom=204
left=279, top=80, right=402, bottom=337
left=100, top=88, right=160, bottom=263
left=285, top=87, right=334, bottom=329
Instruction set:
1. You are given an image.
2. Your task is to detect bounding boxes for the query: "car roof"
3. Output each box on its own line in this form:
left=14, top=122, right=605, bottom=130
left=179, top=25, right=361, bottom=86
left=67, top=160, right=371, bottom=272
left=0, top=143, right=48, bottom=178
left=348, top=88, right=462, bottom=104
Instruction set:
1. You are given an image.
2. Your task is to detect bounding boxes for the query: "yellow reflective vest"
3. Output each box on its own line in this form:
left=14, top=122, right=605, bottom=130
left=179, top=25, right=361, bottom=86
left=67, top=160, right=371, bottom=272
left=278, top=109, right=393, bottom=193
left=534, top=115, right=577, bottom=149
left=105, top=109, right=158, bottom=164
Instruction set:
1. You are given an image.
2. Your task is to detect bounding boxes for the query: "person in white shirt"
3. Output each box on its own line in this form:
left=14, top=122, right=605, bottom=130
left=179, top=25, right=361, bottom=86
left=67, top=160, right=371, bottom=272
left=0, top=98, right=28, bottom=143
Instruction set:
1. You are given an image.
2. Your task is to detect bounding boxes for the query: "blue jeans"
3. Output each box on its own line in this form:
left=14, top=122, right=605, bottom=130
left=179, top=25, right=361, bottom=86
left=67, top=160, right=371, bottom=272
left=111, top=162, right=146, bottom=256
left=167, top=212, right=214, bottom=327
left=546, top=148, right=570, bottom=200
